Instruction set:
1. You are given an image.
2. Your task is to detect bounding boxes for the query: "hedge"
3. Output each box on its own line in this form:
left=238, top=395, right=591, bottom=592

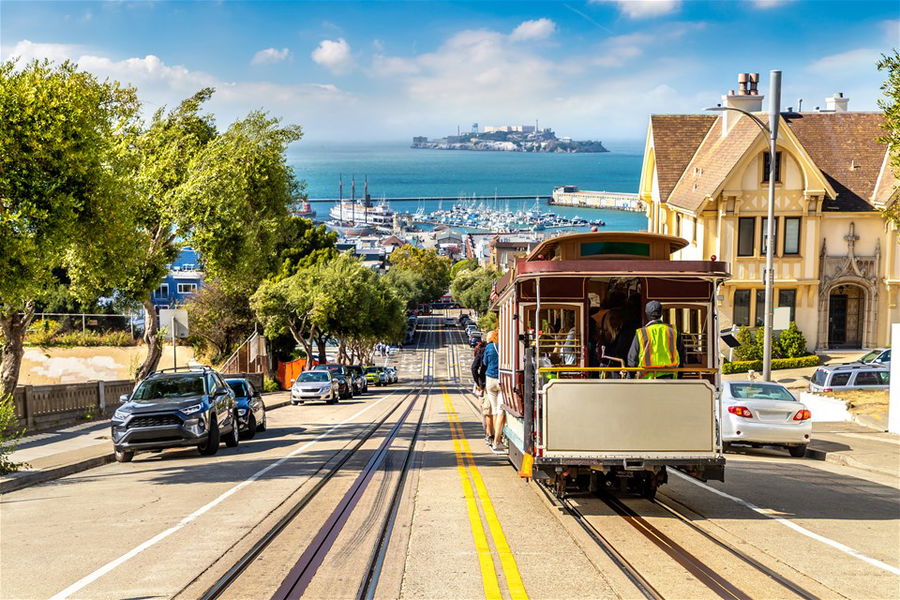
left=722, top=354, right=820, bottom=375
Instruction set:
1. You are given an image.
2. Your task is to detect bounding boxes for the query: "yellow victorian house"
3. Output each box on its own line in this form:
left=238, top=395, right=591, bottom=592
left=640, top=73, right=899, bottom=350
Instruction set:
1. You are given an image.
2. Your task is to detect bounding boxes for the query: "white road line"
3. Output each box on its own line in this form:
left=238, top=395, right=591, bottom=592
left=670, top=469, right=900, bottom=576
left=49, top=391, right=402, bottom=600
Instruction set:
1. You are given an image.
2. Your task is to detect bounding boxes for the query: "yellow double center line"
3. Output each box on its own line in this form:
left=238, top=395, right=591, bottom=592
left=442, top=387, right=528, bottom=600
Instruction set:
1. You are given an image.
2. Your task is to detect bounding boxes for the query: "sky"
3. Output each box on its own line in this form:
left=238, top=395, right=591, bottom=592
left=2, top=1, right=898, bottom=144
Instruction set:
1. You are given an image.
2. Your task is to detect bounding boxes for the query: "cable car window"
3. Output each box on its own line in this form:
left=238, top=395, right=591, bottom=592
left=580, top=241, right=650, bottom=258
left=524, top=304, right=582, bottom=368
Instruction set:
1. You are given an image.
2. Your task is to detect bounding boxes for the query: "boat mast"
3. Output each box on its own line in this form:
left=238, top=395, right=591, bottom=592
left=339, top=174, right=344, bottom=223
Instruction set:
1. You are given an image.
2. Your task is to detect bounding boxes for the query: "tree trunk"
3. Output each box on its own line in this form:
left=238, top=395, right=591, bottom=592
left=0, top=303, right=34, bottom=397
left=316, top=334, right=327, bottom=364
left=135, top=297, right=162, bottom=381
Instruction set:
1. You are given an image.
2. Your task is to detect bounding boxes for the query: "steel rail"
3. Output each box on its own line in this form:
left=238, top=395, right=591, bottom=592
left=652, top=495, right=820, bottom=600
left=200, top=326, right=435, bottom=600
left=598, top=491, right=752, bottom=600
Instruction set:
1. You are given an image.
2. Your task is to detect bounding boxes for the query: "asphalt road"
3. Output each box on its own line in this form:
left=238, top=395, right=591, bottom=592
left=1, top=315, right=897, bottom=600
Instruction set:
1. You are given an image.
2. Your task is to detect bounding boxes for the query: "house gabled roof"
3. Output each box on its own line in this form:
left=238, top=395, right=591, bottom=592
left=872, top=150, right=898, bottom=209
left=667, top=116, right=764, bottom=212
left=649, top=114, right=716, bottom=201
left=783, top=112, right=885, bottom=212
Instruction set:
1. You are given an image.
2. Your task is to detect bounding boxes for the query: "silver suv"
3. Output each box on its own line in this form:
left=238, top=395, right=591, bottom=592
left=859, top=348, right=891, bottom=369
left=808, top=363, right=890, bottom=393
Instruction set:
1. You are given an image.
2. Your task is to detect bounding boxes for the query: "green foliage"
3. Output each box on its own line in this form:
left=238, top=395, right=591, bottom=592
left=271, top=217, right=339, bottom=281
left=777, top=322, right=808, bottom=358
left=877, top=50, right=900, bottom=226
left=0, top=394, right=26, bottom=474
left=23, top=319, right=135, bottom=347
left=382, top=268, right=428, bottom=310
left=722, top=354, right=820, bottom=375
left=733, top=323, right=809, bottom=362
left=184, top=280, right=256, bottom=363
left=388, top=245, right=451, bottom=303
left=478, top=312, right=498, bottom=332
left=263, top=377, right=281, bottom=392
left=450, top=266, right=500, bottom=314
left=450, top=259, right=476, bottom=278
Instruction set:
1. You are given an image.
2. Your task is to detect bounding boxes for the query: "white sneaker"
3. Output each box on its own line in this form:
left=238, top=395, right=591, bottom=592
left=491, top=444, right=506, bottom=454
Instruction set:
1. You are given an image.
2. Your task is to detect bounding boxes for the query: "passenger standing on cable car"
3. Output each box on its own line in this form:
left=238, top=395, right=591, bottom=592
left=627, top=301, right=685, bottom=379
left=482, top=330, right=505, bottom=453
left=471, top=340, right=490, bottom=444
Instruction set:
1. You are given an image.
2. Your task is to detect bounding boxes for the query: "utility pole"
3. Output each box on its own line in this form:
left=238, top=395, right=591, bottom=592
left=762, top=70, right=781, bottom=382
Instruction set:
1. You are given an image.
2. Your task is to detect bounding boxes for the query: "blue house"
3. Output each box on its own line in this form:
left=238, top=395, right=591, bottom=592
left=151, top=247, right=205, bottom=309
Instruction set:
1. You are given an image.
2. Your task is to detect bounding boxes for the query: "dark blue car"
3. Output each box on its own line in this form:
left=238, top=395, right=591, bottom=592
left=225, top=378, right=267, bottom=439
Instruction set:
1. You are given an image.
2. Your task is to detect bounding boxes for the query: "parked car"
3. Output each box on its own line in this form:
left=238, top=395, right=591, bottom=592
left=332, top=373, right=353, bottom=399
left=366, top=366, right=390, bottom=385
left=364, top=366, right=385, bottom=386
left=291, top=370, right=338, bottom=404
left=859, top=348, right=891, bottom=369
left=313, top=364, right=356, bottom=397
left=720, top=381, right=811, bottom=457
left=444, top=316, right=456, bottom=327
left=468, top=331, right=483, bottom=346
left=347, top=365, right=369, bottom=394
left=808, top=363, right=890, bottom=393
left=385, top=366, right=398, bottom=383
left=225, top=377, right=267, bottom=439
left=111, top=366, right=239, bottom=462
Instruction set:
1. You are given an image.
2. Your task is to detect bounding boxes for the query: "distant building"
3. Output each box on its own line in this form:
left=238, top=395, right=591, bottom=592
left=151, top=247, right=204, bottom=309
left=640, top=73, right=899, bottom=350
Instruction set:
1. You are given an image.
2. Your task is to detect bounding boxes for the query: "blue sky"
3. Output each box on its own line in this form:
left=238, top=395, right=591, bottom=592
left=2, top=1, right=897, bottom=143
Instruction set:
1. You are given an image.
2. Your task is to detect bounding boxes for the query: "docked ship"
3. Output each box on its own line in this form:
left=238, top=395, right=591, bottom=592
left=327, top=177, right=394, bottom=235
left=291, top=200, right=317, bottom=220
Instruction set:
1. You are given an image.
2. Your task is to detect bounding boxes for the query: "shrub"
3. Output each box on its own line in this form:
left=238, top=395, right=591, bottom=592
left=0, top=395, right=26, bottom=474
left=778, top=322, right=808, bottom=358
left=25, top=324, right=137, bottom=347
left=733, top=326, right=761, bottom=362
left=722, top=354, right=820, bottom=375
left=478, top=312, right=498, bottom=332
left=263, top=376, right=281, bottom=392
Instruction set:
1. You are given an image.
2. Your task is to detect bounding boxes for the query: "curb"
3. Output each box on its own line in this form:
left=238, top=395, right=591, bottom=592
left=804, top=447, right=897, bottom=478
left=0, top=396, right=294, bottom=495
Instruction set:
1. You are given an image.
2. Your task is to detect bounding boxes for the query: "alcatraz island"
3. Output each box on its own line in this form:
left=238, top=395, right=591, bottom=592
left=411, top=123, right=608, bottom=153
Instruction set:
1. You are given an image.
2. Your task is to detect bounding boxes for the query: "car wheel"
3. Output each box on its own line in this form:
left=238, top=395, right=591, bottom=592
left=198, top=417, right=220, bottom=456
left=788, top=444, right=807, bottom=458
left=114, top=449, right=134, bottom=463
left=722, top=442, right=732, bottom=453
left=256, top=409, right=267, bottom=432
left=225, top=412, right=240, bottom=448
left=241, top=413, right=257, bottom=440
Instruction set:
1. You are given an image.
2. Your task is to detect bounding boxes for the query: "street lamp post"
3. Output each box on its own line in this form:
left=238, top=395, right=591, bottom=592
left=707, top=70, right=781, bottom=381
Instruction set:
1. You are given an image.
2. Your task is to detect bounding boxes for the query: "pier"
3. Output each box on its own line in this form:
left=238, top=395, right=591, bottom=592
left=550, top=188, right=645, bottom=212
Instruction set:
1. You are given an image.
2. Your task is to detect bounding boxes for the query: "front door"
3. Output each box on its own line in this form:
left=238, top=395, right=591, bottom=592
left=828, top=294, right=847, bottom=347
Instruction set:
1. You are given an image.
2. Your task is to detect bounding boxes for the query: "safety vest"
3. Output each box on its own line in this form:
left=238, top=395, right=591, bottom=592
left=636, top=323, right=679, bottom=379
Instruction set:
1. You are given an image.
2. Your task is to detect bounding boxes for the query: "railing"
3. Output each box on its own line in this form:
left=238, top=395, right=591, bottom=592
left=220, top=331, right=268, bottom=374
left=538, top=366, right=718, bottom=380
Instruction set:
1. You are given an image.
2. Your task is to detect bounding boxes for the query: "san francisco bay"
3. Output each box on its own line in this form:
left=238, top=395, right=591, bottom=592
left=290, top=140, right=648, bottom=231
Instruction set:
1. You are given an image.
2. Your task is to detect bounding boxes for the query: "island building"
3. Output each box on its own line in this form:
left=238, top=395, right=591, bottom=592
left=639, top=72, right=898, bottom=350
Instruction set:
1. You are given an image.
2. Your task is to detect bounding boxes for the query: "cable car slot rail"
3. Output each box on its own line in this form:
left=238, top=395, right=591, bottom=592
left=201, top=329, right=434, bottom=600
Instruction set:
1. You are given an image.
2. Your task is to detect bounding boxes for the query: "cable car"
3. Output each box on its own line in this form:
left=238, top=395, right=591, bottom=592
left=490, top=231, right=729, bottom=498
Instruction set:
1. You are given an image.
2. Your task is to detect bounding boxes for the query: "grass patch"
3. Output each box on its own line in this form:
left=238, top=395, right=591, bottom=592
left=830, top=390, right=889, bottom=417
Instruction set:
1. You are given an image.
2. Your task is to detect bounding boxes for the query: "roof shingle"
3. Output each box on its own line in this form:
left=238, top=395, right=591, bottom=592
left=650, top=114, right=716, bottom=201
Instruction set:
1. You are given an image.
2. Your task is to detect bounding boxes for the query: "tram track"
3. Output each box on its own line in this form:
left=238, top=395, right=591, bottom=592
left=199, top=324, right=436, bottom=600
left=442, top=316, right=817, bottom=600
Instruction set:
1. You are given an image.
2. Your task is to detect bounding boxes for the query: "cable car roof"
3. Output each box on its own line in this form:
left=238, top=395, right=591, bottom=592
left=526, top=231, right=689, bottom=262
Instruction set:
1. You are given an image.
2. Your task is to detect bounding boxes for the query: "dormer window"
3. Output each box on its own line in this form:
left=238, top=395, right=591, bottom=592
left=762, top=151, right=782, bottom=183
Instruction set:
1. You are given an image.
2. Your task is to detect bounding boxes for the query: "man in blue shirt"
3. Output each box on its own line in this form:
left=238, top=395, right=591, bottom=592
left=482, top=329, right=505, bottom=453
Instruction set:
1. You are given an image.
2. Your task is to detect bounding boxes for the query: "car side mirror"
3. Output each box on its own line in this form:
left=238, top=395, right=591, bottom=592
left=119, top=394, right=129, bottom=403
left=214, top=387, right=228, bottom=397
left=290, top=378, right=296, bottom=383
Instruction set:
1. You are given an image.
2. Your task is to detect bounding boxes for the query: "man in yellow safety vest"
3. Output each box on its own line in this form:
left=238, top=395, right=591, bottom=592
left=626, top=301, right=685, bottom=378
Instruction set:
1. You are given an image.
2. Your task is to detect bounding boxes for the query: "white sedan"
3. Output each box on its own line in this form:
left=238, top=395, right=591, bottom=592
left=720, top=381, right=812, bottom=457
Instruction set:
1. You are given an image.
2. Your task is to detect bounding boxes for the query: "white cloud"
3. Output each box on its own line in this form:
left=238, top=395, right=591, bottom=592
left=510, top=18, right=557, bottom=42
left=593, top=0, right=681, bottom=19
left=808, top=48, right=881, bottom=74
left=751, top=0, right=792, bottom=8
left=251, top=47, right=291, bottom=65
left=311, top=38, right=354, bottom=75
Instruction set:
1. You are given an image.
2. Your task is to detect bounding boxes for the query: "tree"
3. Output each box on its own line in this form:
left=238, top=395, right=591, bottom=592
left=877, top=50, right=900, bottom=225
left=0, top=59, right=142, bottom=395
left=450, top=259, right=476, bottom=278
left=388, top=245, right=451, bottom=303
left=270, top=216, right=339, bottom=281
left=122, top=91, right=302, bottom=380
left=382, top=268, right=428, bottom=311
left=184, top=280, right=257, bottom=364
left=450, top=266, right=500, bottom=314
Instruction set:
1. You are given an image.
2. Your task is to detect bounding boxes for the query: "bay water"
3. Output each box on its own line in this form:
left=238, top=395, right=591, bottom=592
left=290, top=140, right=648, bottom=231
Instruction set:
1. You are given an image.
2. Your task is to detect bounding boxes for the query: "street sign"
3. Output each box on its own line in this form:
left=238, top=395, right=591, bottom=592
left=159, top=309, right=189, bottom=339
left=773, top=306, right=791, bottom=331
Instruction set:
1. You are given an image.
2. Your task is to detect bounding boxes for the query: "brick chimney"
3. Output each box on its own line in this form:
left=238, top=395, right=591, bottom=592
left=722, top=72, right=764, bottom=136
left=825, top=92, right=849, bottom=112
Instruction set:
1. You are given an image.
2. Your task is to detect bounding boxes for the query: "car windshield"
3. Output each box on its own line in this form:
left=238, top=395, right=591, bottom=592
left=299, top=372, right=329, bottom=382
left=730, top=383, right=795, bottom=401
left=365, top=367, right=379, bottom=374
left=133, top=375, right=205, bottom=400
left=227, top=381, right=247, bottom=396
left=859, top=350, right=882, bottom=363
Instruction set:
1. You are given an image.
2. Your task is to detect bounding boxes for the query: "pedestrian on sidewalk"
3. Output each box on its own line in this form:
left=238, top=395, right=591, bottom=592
left=471, top=340, right=489, bottom=443
left=482, top=329, right=505, bottom=453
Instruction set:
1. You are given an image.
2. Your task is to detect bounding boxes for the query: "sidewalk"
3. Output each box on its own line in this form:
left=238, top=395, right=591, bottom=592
left=0, top=391, right=292, bottom=494
left=807, top=422, right=900, bottom=478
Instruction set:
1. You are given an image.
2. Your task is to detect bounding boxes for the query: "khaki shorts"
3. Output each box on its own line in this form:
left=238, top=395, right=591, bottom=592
left=484, top=377, right=503, bottom=416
